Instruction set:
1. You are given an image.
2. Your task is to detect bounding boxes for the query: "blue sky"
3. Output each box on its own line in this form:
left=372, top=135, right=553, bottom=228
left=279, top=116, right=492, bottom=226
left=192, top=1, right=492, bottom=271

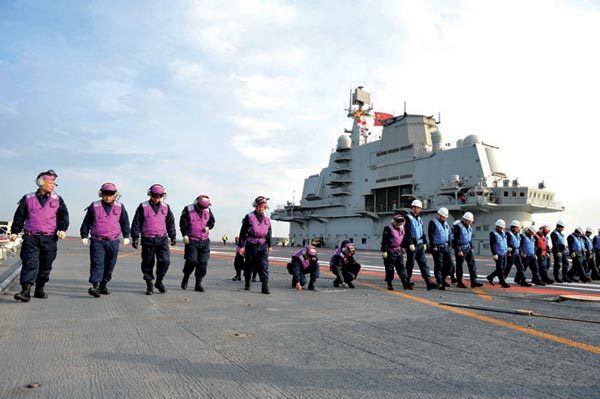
left=1, top=0, right=599, bottom=239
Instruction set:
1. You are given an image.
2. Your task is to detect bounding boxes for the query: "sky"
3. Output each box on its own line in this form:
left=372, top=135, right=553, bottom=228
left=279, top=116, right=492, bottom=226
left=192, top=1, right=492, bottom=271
left=1, top=0, right=599, bottom=239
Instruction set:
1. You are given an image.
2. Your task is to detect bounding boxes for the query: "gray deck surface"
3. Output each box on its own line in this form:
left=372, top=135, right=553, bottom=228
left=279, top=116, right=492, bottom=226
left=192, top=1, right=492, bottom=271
left=0, top=240, right=598, bottom=398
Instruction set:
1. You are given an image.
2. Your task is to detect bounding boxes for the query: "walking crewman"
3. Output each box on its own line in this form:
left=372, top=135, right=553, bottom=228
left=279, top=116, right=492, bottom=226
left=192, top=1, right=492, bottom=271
left=452, top=212, right=483, bottom=288
left=10, top=170, right=69, bottom=302
left=381, top=214, right=408, bottom=290
left=287, top=244, right=319, bottom=291
left=131, top=184, right=176, bottom=295
left=237, top=196, right=272, bottom=294
left=566, top=227, right=591, bottom=283
left=520, top=225, right=545, bottom=285
left=80, top=182, right=130, bottom=297
left=550, top=221, right=569, bottom=283
left=222, top=234, right=228, bottom=246
left=583, top=227, right=599, bottom=280
left=330, top=240, right=361, bottom=288
left=428, top=207, right=454, bottom=290
left=404, top=199, right=436, bottom=290
left=503, top=220, right=530, bottom=286
left=592, top=229, right=600, bottom=280
left=535, top=224, right=554, bottom=284
left=486, top=219, right=511, bottom=288
left=180, top=195, right=214, bottom=292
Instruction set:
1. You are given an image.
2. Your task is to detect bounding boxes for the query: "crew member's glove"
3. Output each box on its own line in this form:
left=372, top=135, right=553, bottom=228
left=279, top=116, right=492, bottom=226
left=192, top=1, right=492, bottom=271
left=557, top=252, right=563, bottom=257
left=238, top=247, right=245, bottom=256
left=382, top=252, right=388, bottom=259
left=203, top=227, right=210, bottom=233
left=457, top=251, right=464, bottom=257
left=295, top=282, right=302, bottom=291
left=170, top=239, right=176, bottom=246
left=183, top=236, right=190, bottom=245
left=132, top=239, right=139, bottom=249
left=432, top=246, right=438, bottom=252
left=423, top=244, right=427, bottom=251
left=409, top=244, right=416, bottom=252
left=9, top=234, right=17, bottom=241
left=57, top=231, right=67, bottom=239
left=123, top=238, right=130, bottom=246
left=268, top=247, right=272, bottom=254
left=493, top=255, right=498, bottom=260
left=570, top=252, right=576, bottom=258
left=82, top=238, right=89, bottom=247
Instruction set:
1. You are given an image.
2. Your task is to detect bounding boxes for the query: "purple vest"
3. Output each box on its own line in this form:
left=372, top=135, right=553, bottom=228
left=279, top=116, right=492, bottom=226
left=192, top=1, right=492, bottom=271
left=24, top=192, right=59, bottom=234
left=91, top=201, right=122, bottom=240
left=293, top=248, right=311, bottom=269
left=187, top=205, right=210, bottom=240
left=142, top=201, right=168, bottom=237
left=246, top=212, right=270, bottom=245
left=387, top=223, right=405, bottom=251
left=330, top=247, right=350, bottom=265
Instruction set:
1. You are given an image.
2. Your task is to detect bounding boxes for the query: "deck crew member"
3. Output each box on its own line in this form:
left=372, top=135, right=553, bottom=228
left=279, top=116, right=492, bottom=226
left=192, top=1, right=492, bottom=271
left=131, top=184, right=176, bottom=295
left=520, top=225, right=545, bottom=285
left=535, top=225, right=554, bottom=284
left=452, top=212, right=483, bottom=288
left=583, top=227, right=599, bottom=280
left=80, top=182, right=130, bottom=297
left=330, top=240, right=361, bottom=288
left=566, top=227, right=591, bottom=283
left=503, top=220, right=530, bottom=286
left=287, top=245, right=319, bottom=291
left=486, top=219, right=511, bottom=288
left=10, top=170, right=69, bottom=302
left=180, top=195, right=215, bottom=292
left=381, top=214, right=408, bottom=290
left=404, top=199, right=436, bottom=290
left=237, top=196, right=272, bottom=294
left=550, top=221, right=569, bottom=283
left=428, top=207, right=454, bottom=290
left=592, top=229, right=600, bottom=280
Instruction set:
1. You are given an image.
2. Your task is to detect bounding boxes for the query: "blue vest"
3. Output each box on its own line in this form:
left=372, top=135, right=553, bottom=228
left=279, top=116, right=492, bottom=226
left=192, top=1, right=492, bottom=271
left=569, top=235, right=583, bottom=253
left=406, top=213, right=424, bottom=244
left=584, top=236, right=593, bottom=251
left=457, top=222, right=472, bottom=250
left=492, top=230, right=508, bottom=256
left=552, top=229, right=566, bottom=246
left=595, top=236, right=600, bottom=250
left=432, top=218, right=450, bottom=245
left=507, top=231, right=521, bottom=254
left=520, top=234, right=535, bottom=257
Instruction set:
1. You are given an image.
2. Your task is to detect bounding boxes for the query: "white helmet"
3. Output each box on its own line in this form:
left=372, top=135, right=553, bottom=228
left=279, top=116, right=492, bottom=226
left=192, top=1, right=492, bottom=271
left=453, top=220, right=461, bottom=226
left=510, top=220, right=520, bottom=228
left=462, top=212, right=474, bottom=222
left=556, top=220, right=565, bottom=227
left=585, top=226, right=594, bottom=234
left=411, top=199, right=423, bottom=208
left=495, top=219, right=506, bottom=228
left=437, top=207, right=449, bottom=217
left=527, top=225, right=537, bottom=233
left=575, top=226, right=584, bottom=235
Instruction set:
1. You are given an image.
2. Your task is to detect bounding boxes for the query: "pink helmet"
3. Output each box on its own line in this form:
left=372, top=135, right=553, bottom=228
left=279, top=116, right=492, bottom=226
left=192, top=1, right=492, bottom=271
left=100, top=182, right=117, bottom=192
left=252, top=196, right=269, bottom=207
left=148, top=184, right=166, bottom=196
left=305, top=245, right=317, bottom=257
left=197, top=195, right=211, bottom=208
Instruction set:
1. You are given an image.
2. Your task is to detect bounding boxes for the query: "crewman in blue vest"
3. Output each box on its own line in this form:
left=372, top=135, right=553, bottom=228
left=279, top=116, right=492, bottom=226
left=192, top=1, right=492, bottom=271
left=486, top=219, right=511, bottom=288
left=404, top=199, right=436, bottom=290
left=566, top=227, right=591, bottom=282
left=592, top=228, right=600, bottom=280
left=550, top=221, right=569, bottom=283
left=502, top=220, right=530, bottom=286
left=520, top=225, right=545, bottom=285
left=381, top=214, right=408, bottom=290
left=583, top=227, right=599, bottom=280
left=428, top=207, right=454, bottom=290
left=452, top=212, right=483, bottom=288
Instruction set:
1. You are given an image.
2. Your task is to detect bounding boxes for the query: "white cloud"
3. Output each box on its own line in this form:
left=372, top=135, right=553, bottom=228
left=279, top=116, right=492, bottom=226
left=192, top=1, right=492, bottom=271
left=169, top=59, right=207, bottom=86
left=84, top=80, right=136, bottom=114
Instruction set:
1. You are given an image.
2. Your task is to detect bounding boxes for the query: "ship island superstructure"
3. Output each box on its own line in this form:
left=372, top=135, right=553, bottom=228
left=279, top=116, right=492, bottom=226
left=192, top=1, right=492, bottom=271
left=272, top=87, right=564, bottom=254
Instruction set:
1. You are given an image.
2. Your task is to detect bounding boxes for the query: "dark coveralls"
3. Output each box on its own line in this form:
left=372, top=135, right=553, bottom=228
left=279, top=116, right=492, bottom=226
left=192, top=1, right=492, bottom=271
left=80, top=201, right=130, bottom=284
left=131, top=202, right=176, bottom=282
left=179, top=205, right=215, bottom=281
left=238, top=212, right=272, bottom=283
left=452, top=222, right=478, bottom=284
left=566, top=234, right=587, bottom=281
left=592, top=235, right=600, bottom=279
left=381, top=224, right=407, bottom=283
left=489, top=229, right=509, bottom=286
left=520, top=233, right=543, bottom=284
left=11, top=192, right=69, bottom=285
left=550, top=229, right=569, bottom=281
left=503, top=230, right=527, bottom=284
left=287, top=253, right=320, bottom=286
left=405, top=213, right=432, bottom=284
left=535, top=234, right=553, bottom=283
left=428, top=219, right=454, bottom=285
left=582, top=235, right=598, bottom=278
left=329, top=242, right=361, bottom=285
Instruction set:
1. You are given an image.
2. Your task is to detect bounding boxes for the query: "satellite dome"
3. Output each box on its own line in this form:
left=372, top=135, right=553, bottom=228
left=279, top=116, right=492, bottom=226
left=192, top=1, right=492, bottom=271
left=431, top=130, right=443, bottom=143
left=456, top=139, right=464, bottom=147
left=337, top=134, right=351, bottom=150
left=463, top=134, right=482, bottom=145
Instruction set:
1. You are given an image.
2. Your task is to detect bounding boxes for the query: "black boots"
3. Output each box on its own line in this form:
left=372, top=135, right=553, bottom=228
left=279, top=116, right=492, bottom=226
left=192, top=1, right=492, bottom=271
left=33, top=283, right=48, bottom=299
left=194, top=280, right=204, bottom=292
left=244, top=279, right=250, bottom=290
left=99, top=282, right=110, bottom=295
left=14, top=283, right=32, bottom=302
left=181, top=274, right=190, bottom=290
left=387, top=281, right=394, bottom=291
left=307, top=278, right=316, bottom=290
left=401, top=278, right=413, bottom=290
left=425, top=278, right=437, bottom=291
left=145, top=280, right=154, bottom=295
left=471, top=281, right=484, bottom=288
left=232, top=272, right=241, bottom=281
left=261, top=281, right=270, bottom=294
left=88, top=283, right=101, bottom=298
left=155, top=279, right=166, bottom=293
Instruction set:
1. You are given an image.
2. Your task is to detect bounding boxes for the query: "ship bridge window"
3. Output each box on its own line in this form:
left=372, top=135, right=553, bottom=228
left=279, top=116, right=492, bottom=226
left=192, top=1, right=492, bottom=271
left=483, top=225, right=489, bottom=231
left=388, top=148, right=399, bottom=154
left=400, top=174, right=413, bottom=179
left=503, top=191, right=508, bottom=197
left=376, top=178, right=387, bottom=183
left=388, top=176, right=399, bottom=181
left=476, top=226, right=481, bottom=231
left=376, top=150, right=388, bottom=156
left=512, top=191, right=516, bottom=197
left=362, top=238, right=367, bottom=245
left=400, top=144, right=413, bottom=151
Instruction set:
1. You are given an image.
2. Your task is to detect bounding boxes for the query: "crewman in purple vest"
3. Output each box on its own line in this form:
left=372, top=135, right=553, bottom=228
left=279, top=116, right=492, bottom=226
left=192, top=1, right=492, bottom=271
left=179, top=194, right=215, bottom=292
left=237, top=196, right=272, bottom=294
left=10, top=170, right=70, bottom=302
left=381, top=214, right=409, bottom=290
left=330, top=240, right=361, bottom=288
left=131, top=184, right=176, bottom=295
left=80, top=182, right=131, bottom=297
left=287, top=245, right=319, bottom=291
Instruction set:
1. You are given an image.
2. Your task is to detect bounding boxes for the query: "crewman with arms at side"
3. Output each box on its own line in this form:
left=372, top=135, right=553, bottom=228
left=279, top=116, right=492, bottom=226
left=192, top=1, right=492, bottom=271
left=428, top=207, right=454, bottom=290
left=486, top=219, right=511, bottom=288
left=404, top=199, right=436, bottom=290
left=452, top=212, right=483, bottom=288
left=381, top=214, right=409, bottom=290
left=10, top=170, right=69, bottom=302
